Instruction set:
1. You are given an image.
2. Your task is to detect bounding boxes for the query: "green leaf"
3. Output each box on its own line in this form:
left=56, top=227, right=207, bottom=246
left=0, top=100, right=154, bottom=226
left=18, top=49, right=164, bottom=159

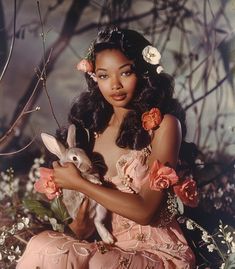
left=50, top=196, right=71, bottom=224
left=23, top=198, right=54, bottom=218
left=224, top=253, right=235, bottom=269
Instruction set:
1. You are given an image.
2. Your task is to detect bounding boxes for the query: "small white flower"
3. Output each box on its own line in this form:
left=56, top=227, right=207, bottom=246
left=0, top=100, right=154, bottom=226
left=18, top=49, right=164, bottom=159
left=0, top=237, right=5, bottom=245
left=231, top=241, right=235, bottom=253
left=225, top=232, right=233, bottom=243
left=220, top=263, right=225, bottom=269
left=49, top=218, right=64, bottom=232
left=186, top=219, right=194, bottom=230
left=156, top=65, right=164, bottom=74
left=202, top=231, right=211, bottom=243
left=15, top=246, right=21, bottom=254
left=8, top=255, right=16, bottom=262
left=17, top=222, right=24, bottom=231
left=207, top=244, right=215, bottom=252
left=22, top=217, right=30, bottom=227
left=142, top=45, right=161, bottom=65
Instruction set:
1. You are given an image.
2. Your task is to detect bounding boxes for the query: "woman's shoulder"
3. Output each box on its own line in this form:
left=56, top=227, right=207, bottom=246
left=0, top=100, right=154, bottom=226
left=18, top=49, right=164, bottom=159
left=159, top=114, right=181, bottom=131
left=149, top=114, right=182, bottom=167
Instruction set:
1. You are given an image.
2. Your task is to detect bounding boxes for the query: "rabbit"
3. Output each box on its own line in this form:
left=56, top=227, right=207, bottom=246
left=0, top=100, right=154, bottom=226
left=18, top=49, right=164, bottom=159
left=41, top=124, right=114, bottom=244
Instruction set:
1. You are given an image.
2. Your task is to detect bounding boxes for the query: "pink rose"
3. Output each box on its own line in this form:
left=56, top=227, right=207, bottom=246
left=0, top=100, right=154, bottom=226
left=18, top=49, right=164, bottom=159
left=77, top=59, right=93, bottom=73
left=141, top=108, right=162, bottom=131
left=34, top=167, right=60, bottom=200
left=173, top=178, right=199, bottom=207
left=149, top=160, right=179, bottom=191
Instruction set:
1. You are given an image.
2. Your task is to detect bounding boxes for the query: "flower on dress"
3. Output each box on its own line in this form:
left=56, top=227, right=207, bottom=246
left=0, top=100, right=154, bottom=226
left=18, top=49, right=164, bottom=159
left=149, top=160, right=179, bottom=191
left=141, top=107, right=162, bottom=131
left=142, top=45, right=161, bottom=65
left=173, top=177, right=199, bottom=208
left=34, top=167, right=61, bottom=200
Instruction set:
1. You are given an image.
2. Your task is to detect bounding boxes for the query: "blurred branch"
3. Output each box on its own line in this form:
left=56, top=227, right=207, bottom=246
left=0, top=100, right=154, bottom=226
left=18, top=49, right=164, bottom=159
left=0, top=0, right=16, bottom=82
left=198, top=158, right=235, bottom=187
left=0, top=0, right=90, bottom=153
left=37, top=1, right=60, bottom=129
left=184, top=68, right=234, bottom=111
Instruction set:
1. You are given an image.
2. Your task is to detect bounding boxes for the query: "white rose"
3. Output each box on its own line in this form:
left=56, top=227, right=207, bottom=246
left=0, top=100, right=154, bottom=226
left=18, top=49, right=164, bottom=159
left=142, top=45, right=161, bottom=65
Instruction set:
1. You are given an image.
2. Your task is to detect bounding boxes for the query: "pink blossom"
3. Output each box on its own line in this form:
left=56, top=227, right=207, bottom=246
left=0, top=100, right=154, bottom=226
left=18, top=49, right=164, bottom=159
left=77, top=59, right=93, bottom=73
left=149, top=160, right=179, bottom=191
left=34, top=167, right=60, bottom=200
left=173, top=178, right=199, bottom=207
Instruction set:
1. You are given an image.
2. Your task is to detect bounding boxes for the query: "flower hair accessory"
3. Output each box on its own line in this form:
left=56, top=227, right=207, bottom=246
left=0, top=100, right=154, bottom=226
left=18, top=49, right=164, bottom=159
left=141, top=107, right=162, bottom=131
left=142, top=45, right=164, bottom=74
left=77, top=59, right=97, bottom=82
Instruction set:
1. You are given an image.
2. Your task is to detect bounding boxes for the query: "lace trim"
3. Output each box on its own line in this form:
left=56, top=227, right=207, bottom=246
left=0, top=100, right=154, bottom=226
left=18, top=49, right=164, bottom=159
left=157, top=192, right=178, bottom=227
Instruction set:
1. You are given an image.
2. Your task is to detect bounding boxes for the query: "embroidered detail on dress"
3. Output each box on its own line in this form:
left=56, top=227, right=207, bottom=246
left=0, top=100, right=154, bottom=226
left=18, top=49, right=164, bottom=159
left=119, top=256, right=130, bottom=267
left=118, top=159, right=127, bottom=168
left=122, top=175, right=133, bottom=187
left=136, top=233, right=147, bottom=242
left=158, top=192, right=178, bottom=227
left=121, top=221, right=131, bottom=229
left=142, top=146, right=152, bottom=157
left=95, top=241, right=110, bottom=254
left=150, top=242, right=188, bottom=258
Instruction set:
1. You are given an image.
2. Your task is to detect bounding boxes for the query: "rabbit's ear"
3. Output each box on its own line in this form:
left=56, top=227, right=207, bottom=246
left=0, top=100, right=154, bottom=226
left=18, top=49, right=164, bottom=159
left=41, top=133, right=66, bottom=159
left=67, top=124, right=76, bottom=148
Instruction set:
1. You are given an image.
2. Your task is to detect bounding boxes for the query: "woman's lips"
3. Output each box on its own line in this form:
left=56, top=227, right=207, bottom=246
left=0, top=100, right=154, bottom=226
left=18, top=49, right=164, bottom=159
left=111, top=93, right=126, bottom=101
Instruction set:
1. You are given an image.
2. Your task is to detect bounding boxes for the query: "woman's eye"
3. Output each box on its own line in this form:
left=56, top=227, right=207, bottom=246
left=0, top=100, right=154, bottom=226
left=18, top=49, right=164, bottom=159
left=121, top=70, right=132, bottom=76
left=98, top=74, right=108, bottom=79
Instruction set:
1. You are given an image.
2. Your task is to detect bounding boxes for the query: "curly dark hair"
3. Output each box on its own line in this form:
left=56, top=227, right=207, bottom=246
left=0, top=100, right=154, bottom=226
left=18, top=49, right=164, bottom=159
left=64, top=27, right=197, bottom=168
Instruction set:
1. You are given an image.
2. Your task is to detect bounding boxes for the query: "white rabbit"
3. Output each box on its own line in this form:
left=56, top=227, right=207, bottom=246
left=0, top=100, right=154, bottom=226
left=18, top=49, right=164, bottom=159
left=41, top=124, right=114, bottom=244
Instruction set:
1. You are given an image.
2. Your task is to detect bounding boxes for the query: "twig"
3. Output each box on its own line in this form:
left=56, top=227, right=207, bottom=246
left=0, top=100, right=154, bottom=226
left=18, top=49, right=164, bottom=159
left=184, top=70, right=234, bottom=111
left=0, top=135, right=36, bottom=156
left=37, top=1, right=60, bottom=129
left=0, top=0, right=16, bottom=82
left=13, top=234, right=28, bottom=245
left=0, top=51, right=52, bottom=145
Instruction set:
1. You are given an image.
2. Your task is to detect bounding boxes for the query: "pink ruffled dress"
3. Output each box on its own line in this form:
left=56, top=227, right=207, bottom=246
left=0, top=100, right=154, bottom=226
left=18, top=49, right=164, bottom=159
left=17, top=148, right=195, bottom=269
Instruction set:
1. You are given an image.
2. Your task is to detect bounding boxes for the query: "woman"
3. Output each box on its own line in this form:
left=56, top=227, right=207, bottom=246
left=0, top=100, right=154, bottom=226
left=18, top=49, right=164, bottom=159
left=17, top=27, right=197, bottom=268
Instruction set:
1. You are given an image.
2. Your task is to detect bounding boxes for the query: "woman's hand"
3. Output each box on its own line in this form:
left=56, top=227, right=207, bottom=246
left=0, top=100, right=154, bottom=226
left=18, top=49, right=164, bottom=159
left=52, top=161, right=82, bottom=190
left=69, top=198, right=95, bottom=240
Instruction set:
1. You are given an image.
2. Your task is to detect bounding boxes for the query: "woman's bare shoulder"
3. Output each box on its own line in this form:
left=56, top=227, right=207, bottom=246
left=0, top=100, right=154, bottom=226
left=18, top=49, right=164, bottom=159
left=150, top=114, right=182, bottom=167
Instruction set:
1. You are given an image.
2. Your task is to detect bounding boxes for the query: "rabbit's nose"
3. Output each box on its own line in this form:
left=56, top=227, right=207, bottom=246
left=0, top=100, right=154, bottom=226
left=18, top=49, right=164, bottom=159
left=73, top=156, right=78, bottom=161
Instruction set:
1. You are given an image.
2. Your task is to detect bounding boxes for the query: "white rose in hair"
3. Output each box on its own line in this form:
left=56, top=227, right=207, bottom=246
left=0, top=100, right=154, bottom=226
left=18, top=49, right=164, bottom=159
left=142, top=45, right=161, bottom=65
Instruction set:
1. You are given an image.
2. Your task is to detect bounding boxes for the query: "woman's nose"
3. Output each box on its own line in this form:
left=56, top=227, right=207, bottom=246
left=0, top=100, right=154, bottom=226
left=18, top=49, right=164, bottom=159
left=111, top=76, right=122, bottom=90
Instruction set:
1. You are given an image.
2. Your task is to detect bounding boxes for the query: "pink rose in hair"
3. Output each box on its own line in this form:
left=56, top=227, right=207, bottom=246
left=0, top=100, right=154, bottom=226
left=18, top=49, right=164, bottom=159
left=173, top=178, right=199, bottom=207
left=77, top=59, right=93, bottom=73
left=34, top=167, right=60, bottom=200
left=149, top=160, right=179, bottom=191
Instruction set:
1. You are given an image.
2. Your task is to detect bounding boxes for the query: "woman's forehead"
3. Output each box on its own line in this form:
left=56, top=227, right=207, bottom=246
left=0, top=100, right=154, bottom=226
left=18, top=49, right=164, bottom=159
left=95, top=49, right=133, bottom=69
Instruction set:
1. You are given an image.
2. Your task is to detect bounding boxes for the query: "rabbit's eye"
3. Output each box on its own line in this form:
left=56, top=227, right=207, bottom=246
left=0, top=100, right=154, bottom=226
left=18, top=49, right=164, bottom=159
left=73, top=156, right=78, bottom=161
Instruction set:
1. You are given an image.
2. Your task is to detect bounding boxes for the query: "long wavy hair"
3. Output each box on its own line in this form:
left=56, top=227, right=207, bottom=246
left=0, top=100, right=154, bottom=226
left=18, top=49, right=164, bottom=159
left=60, top=27, right=197, bottom=169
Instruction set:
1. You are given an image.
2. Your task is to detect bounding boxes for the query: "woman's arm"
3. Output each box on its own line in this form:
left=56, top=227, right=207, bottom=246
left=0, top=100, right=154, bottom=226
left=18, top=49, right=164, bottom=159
left=53, top=114, right=182, bottom=225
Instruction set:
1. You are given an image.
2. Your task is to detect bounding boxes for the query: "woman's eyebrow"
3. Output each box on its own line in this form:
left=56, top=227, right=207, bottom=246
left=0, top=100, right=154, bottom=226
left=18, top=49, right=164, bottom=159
left=119, top=63, right=132, bottom=69
left=96, top=63, right=132, bottom=72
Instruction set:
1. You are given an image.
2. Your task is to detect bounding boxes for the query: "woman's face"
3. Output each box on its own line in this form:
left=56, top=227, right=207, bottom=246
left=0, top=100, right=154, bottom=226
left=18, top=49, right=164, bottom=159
left=95, top=49, right=138, bottom=108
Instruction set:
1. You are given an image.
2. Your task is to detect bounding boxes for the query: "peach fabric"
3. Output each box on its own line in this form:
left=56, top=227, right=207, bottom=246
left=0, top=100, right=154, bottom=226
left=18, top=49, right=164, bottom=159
left=17, top=149, right=195, bottom=269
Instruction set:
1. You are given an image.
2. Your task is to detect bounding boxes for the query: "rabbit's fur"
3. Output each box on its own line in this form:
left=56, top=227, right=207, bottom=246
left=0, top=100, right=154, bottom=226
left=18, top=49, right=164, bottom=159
left=41, top=124, right=114, bottom=244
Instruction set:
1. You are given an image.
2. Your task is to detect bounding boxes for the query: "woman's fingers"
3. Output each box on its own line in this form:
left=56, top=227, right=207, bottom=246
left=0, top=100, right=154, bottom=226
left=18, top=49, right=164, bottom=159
left=77, top=198, right=89, bottom=220
left=52, top=161, right=61, bottom=168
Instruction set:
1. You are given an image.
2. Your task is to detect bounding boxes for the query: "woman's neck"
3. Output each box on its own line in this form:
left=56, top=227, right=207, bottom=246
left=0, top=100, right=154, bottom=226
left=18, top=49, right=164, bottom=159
left=110, top=108, right=129, bottom=128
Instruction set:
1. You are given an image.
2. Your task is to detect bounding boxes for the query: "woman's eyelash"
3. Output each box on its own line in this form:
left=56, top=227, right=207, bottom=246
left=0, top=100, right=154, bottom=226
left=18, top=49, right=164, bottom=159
left=121, top=70, right=133, bottom=76
left=98, top=74, right=108, bottom=79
